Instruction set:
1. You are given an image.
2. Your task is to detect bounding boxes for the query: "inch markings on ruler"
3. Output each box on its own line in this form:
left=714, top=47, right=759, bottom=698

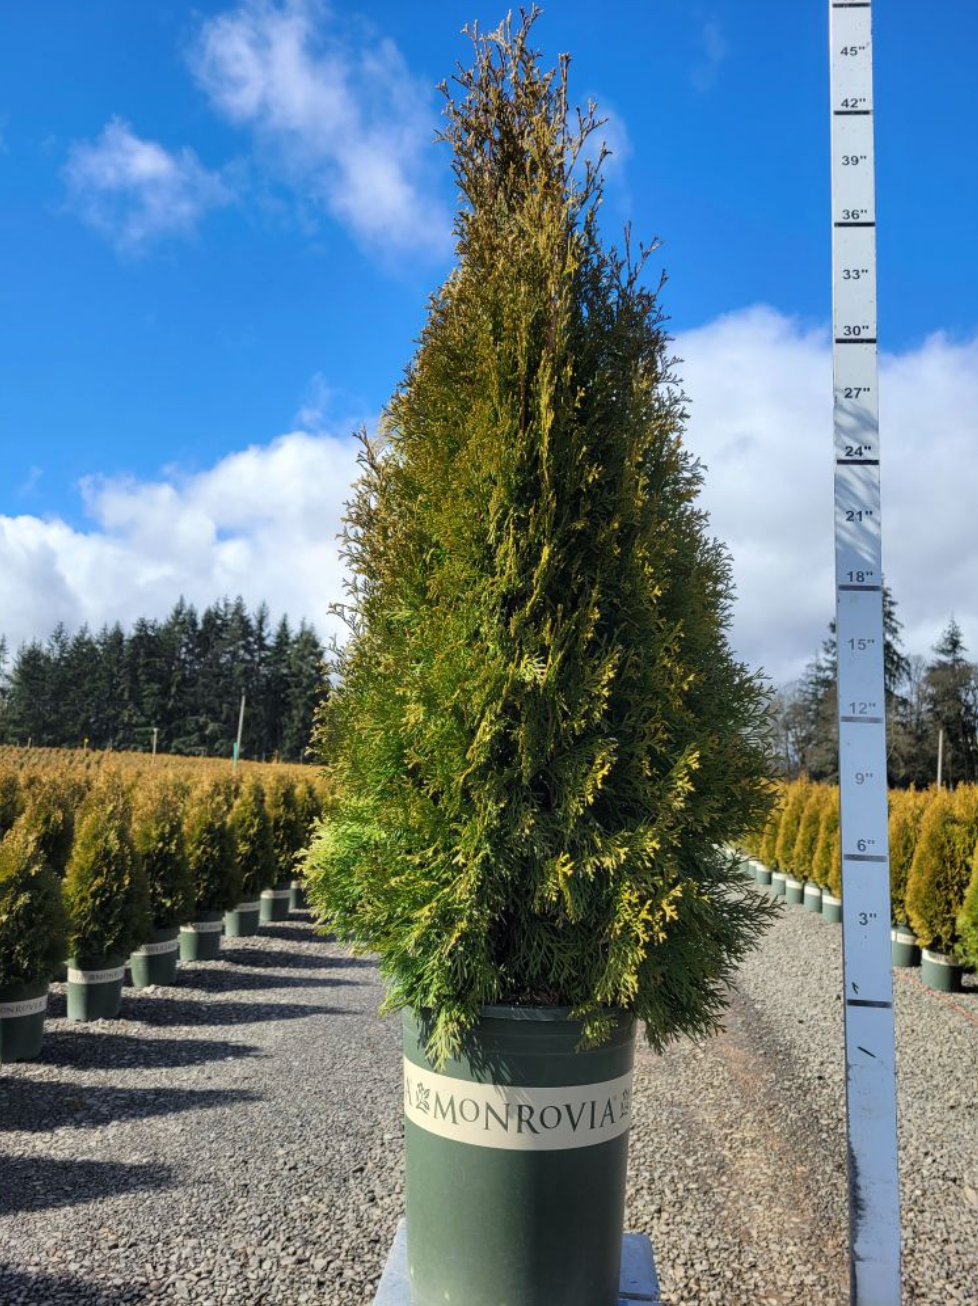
left=830, top=3, right=902, bottom=1305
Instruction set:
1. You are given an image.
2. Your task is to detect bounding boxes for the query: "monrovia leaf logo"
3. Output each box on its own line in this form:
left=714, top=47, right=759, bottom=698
left=403, top=1059, right=633, bottom=1152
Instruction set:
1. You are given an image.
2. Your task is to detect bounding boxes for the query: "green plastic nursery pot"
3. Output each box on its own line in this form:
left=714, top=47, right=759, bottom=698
left=179, top=911, right=224, bottom=962
left=770, top=871, right=786, bottom=899
left=289, top=879, right=307, bottom=912
left=784, top=876, right=804, bottom=906
left=129, top=926, right=180, bottom=988
left=403, top=1005, right=636, bottom=1306
left=803, top=881, right=822, bottom=914
left=920, top=948, right=962, bottom=993
left=260, top=881, right=292, bottom=923
left=53, top=960, right=68, bottom=983
left=67, top=957, right=126, bottom=1021
left=224, top=900, right=261, bottom=938
left=890, top=927, right=920, bottom=969
left=821, top=892, right=842, bottom=925
left=0, top=980, right=49, bottom=1062
left=752, top=861, right=772, bottom=887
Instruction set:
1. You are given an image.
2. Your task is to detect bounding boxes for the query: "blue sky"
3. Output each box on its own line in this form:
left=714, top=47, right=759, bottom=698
left=1, top=1, right=976, bottom=681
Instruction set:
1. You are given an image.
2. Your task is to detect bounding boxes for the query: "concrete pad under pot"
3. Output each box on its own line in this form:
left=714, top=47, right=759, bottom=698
left=260, top=880, right=292, bottom=923
left=67, top=956, right=126, bottom=1021
left=130, top=925, right=181, bottom=988
left=225, top=900, right=261, bottom=938
left=403, top=1005, right=635, bottom=1306
left=179, top=910, right=224, bottom=962
left=890, top=926, right=920, bottom=969
left=920, top=948, right=962, bottom=993
left=0, top=980, right=50, bottom=1062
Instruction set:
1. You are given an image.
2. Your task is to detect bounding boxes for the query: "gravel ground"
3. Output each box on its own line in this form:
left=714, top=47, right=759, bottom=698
left=1, top=902, right=976, bottom=1305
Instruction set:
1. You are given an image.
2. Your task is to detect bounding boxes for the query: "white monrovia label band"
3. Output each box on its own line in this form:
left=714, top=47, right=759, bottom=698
left=403, top=1060, right=633, bottom=1152
left=0, top=994, right=49, bottom=1019
left=236, top=901, right=261, bottom=913
left=67, top=966, right=126, bottom=985
left=261, top=889, right=291, bottom=900
left=132, top=938, right=180, bottom=957
left=180, top=920, right=225, bottom=934
left=829, top=3, right=901, bottom=1303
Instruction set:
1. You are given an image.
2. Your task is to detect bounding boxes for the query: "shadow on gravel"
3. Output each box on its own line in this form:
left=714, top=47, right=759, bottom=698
left=221, top=946, right=336, bottom=972
left=0, top=1265, right=149, bottom=1305
left=125, top=996, right=347, bottom=1027
left=0, top=1081, right=259, bottom=1133
left=0, top=1155, right=173, bottom=1216
left=252, top=923, right=322, bottom=944
left=175, top=966, right=356, bottom=995
left=36, top=1031, right=262, bottom=1072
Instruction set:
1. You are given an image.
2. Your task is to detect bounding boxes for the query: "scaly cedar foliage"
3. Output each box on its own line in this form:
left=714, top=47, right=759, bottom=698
left=0, top=764, right=20, bottom=838
left=267, top=776, right=308, bottom=887
left=0, top=822, right=68, bottom=986
left=773, top=777, right=811, bottom=878
left=792, top=785, right=831, bottom=884
left=309, top=13, right=775, bottom=1065
left=132, top=777, right=195, bottom=930
left=956, top=843, right=978, bottom=971
left=184, top=781, right=241, bottom=913
left=231, top=777, right=275, bottom=898
left=887, top=787, right=933, bottom=927
left=905, top=786, right=978, bottom=954
left=63, top=774, right=150, bottom=961
left=812, top=788, right=841, bottom=895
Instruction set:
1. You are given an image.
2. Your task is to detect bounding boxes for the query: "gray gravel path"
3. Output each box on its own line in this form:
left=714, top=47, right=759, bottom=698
left=1, top=903, right=975, bottom=1305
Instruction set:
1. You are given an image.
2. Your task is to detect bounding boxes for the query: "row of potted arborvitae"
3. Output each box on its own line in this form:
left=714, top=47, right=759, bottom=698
left=304, top=15, right=775, bottom=1306
left=0, top=769, right=320, bottom=1061
left=742, top=778, right=978, bottom=992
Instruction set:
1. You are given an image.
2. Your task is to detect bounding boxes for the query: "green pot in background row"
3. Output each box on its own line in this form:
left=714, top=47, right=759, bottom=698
left=289, top=879, right=308, bottom=911
left=403, top=1006, right=636, bottom=1306
left=129, top=926, right=180, bottom=989
left=179, top=910, right=224, bottom=962
left=770, top=871, right=786, bottom=899
left=67, top=956, right=126, bottom=1021
left=224, top=900, right=261, bottom=938
left=784, top=876, right=804, bottom=907
left=0, top=980, right=49, bottom=1062
left=803, top=881, right=822, bottom=914
left=890, top=926, right=920, bottom=969
left=260, top=880, right=292, bottom=923
left=821, top=892, right=842, bottom=925
left=752, top=861, right=772, bottom=887
left=920, top=948, right=962, bottom=993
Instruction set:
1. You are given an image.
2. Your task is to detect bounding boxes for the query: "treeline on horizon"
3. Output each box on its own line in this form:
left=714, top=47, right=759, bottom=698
left=0, top=597, right=326, bottom=763
left=773, top=590, right=978, bottom=788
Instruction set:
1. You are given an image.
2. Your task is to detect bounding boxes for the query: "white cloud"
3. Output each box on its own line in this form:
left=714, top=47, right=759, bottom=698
left=0, top=430, right=360, bottom=654
left=64, top=118, right=233, bottom=251
left=189, top=0, right=450, bottom=258
left=691, top=19, right=727, bottom=92
left=676, top=306, right=978, bottom=684
left=2, top=309, right=976, bottom=689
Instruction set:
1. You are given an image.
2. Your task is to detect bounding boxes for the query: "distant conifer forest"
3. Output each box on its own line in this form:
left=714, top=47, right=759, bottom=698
left=0, top=598, right=325, bottom=763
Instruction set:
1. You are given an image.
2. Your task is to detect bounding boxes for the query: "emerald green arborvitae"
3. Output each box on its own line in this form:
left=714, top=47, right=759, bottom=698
left=132, top=776, right=194, bottom=930
left=63, top=776, right=150, bottom=962
left=957, top=837, right=978, bottom=971
left=0, top=822, right=68, bottom=987
left=184, top=780, right=241, bottom=913
left=231, top=778, right=275, bottom=898
left=266, top=777, right=306, bottom=887
left=906, top=786, right=978, bottom=955
left=308, top=13, right=775, bottom=1065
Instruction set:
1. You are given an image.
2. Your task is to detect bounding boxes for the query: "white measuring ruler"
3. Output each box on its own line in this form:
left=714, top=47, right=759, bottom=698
left=829, top=3, right=901, bottom=1303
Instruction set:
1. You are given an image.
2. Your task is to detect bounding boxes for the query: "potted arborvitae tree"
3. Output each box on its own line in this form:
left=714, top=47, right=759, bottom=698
left=905, top=786, right=978, bottom=992
left=956, top=835, right=978, bottom=974
left=774, top=779, right=810, bottom=905
left=63, top=775, right=150, bottom=1020
left=887, top=787, right=932, bottom=968
left=129, top=775, right=194, bottom=987
left=793, top=784, right=830, bottom=914
left=0, top=822, right=68, bottom=1061
left=181, top=780, right=240, bottom=962
left=306, top=16, right=774, bottom=1305
left=225, top=777, right=274, bottom=938
left=288, top=780, right=323, bottom=911
left=812, top=788, right=842, bottom=923
left=263, top=777, right=304, bottom=923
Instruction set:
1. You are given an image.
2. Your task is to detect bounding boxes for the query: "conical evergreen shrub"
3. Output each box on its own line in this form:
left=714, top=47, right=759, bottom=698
left=308, top=17, right=775, bottom=1063
left=231, top=777, right=275, bottom=900
left=756, top=790, right=784, bottom=868
left=184, top=780, right=240, bottom=913
left=132, top=776, right=194, bottom=930
left=0, top=765, right=21, bottom=839
left=906, top=785, right=978, bottom=954
left=0, top=822, right=68, bottom=986
left=19, top=773, right=79, bottom=875
left=774, top=778, right=811, bottom=877
left=792, top=784, right=831, bottom=882
left=888, top=787, right=933, bottom=927
left=266, top=776, right=306, bottom=888
left=956, top=838, right=978, bottom=971
left=812, top=788, right=841, bottom=896
left=63, top=775, right=149, bottom=962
